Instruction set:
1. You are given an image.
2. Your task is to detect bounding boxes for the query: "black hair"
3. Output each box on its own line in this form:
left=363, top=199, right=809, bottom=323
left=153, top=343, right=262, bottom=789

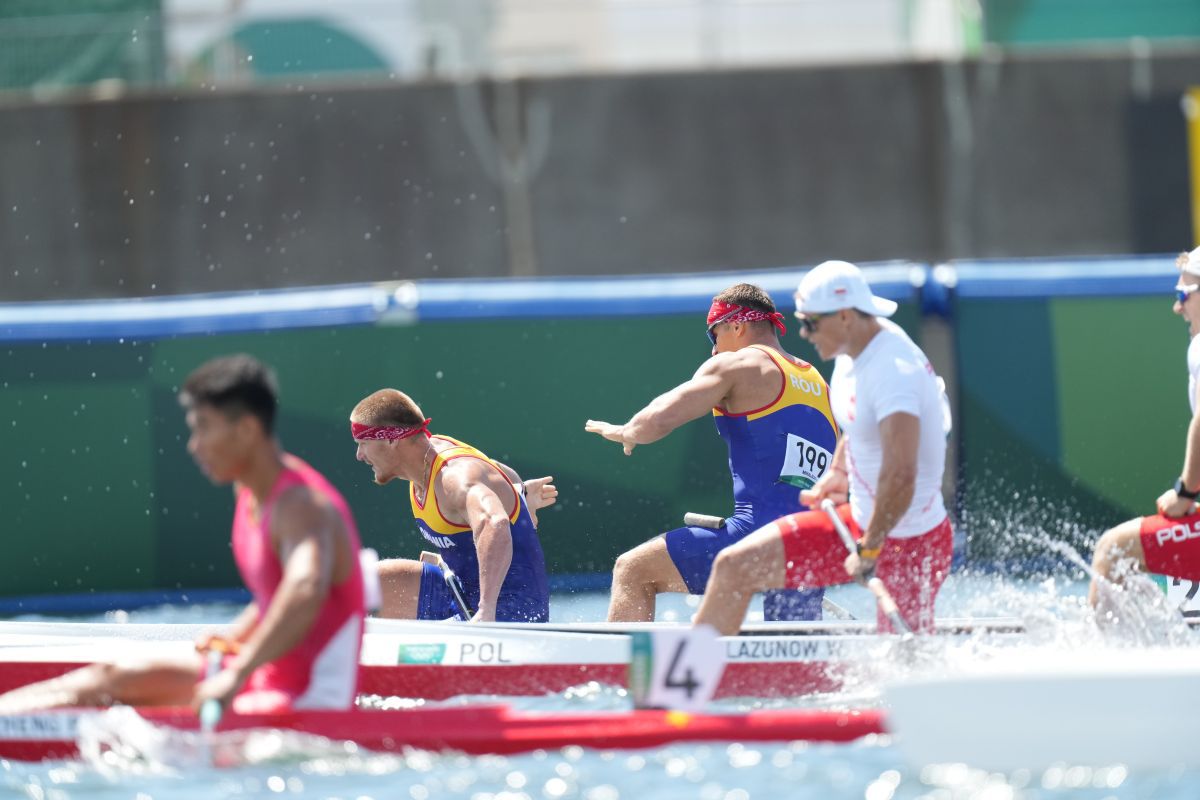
left=179, top=354, right=278, bottom=434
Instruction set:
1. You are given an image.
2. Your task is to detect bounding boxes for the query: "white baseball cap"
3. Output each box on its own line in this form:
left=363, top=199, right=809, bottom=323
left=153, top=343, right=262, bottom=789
left=1181, top=246, right=1200, bottom=278
left=793, top=260, right=898, bottom=318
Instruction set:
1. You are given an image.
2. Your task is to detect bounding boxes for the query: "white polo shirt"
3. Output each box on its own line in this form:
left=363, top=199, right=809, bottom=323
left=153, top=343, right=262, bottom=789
left=1188, top=333, right=1200, bottom=415
left=830, top=319, right=949, bottom=538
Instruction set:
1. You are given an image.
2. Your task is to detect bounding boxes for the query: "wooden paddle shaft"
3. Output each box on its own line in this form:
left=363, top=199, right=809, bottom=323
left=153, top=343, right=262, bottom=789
left=683, top=512, right=725, bottom=529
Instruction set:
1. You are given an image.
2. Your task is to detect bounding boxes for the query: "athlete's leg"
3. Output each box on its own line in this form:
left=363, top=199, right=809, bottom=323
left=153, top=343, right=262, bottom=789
left=0, top=659, right=200, bottom=714
left=607, top=538, right=689, bottom=622
left=875, top=519, right=953, bottom=633
left=1089, top=518, right=1145, bottom=608
left=694, top=522, right=788, bottom=635
left=377, top=558, right=425, bottom=619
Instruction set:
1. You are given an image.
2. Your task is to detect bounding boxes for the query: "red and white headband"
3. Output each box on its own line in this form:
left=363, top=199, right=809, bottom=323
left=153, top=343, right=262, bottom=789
left=351, top=418, right=431, bottom=441
left=706, top=300, right=786, bottom=335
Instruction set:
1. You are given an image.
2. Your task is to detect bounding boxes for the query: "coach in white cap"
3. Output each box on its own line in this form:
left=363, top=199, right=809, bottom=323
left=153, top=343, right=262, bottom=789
left=1090, top=247, right=1200, bottom=613
left=694, top=260, right=953, bottom=634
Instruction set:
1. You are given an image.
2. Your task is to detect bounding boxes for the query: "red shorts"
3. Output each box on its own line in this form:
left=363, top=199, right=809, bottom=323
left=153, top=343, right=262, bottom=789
left=1139, top=511, right=1200, bottom=581
left=777, top=504, right=953, bottom=633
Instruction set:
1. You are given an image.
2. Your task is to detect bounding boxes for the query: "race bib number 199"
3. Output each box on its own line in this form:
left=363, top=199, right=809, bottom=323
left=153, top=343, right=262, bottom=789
left=780, top=434, right=832, bottom=490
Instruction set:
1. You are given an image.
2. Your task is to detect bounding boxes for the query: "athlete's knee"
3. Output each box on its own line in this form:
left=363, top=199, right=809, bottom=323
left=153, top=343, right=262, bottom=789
left=78, top=662, right=125, bottom=705
left=1092, top=525, right=1135, bottom=574
left=710, top=545, right=769, bottom=592
left=612, top=548, right=647, bottom=583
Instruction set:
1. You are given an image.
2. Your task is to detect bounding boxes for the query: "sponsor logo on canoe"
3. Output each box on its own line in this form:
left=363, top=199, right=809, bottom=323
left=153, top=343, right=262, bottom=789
left=0, top=713, right=80, bottom=740
left=725, top=637, right=848, bottom=662
left=398, top=643, right=447, bottom=664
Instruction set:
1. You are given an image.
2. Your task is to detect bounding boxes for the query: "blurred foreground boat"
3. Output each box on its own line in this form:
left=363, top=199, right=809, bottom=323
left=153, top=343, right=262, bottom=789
left=0, top=704, right=885, bottom=762
left=886, top=646, right=1200, bottom=771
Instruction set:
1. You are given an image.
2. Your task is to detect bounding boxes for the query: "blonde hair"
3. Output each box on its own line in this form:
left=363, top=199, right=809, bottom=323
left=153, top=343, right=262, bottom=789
left=350, top=389, right=425, bottom=427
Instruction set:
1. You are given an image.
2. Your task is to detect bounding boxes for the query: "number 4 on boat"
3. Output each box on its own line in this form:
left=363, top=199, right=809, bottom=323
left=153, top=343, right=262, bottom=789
left=628, top=625, right=724, bottom=711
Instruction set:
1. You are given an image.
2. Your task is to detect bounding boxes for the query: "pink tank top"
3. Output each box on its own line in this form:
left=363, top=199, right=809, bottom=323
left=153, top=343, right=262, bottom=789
left=230, top=454, right=364, bottom=709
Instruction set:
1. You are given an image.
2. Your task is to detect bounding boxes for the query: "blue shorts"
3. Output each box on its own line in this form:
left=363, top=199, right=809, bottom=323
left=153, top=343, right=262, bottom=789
left=416, top=562, right=549, bottom=622
left=663, top=521, right=824, bottom=621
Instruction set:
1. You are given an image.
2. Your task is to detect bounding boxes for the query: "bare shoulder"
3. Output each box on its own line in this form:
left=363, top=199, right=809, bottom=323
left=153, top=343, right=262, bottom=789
left=776, top=347, right=815, bottom=371
left=439, top=455, right=511, bottom=496
left=699, top=346, right=771, bottom=378
left=271, top=484, right=341, bottom=542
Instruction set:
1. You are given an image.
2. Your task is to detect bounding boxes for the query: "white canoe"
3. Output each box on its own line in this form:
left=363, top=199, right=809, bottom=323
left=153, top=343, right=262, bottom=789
left=0, top=617, right=1024, bottom=700
left=886, top=646, right=1200, bottom=770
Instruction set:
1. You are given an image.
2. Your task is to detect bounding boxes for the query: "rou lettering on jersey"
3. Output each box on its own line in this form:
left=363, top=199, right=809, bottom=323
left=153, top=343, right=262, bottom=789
left=789, top=373, right=823, bottom=396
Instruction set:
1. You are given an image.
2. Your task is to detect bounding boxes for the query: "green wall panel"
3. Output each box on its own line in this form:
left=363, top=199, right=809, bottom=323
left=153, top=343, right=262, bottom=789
left=1053, top=296, right=1188, bottom=515
left=955, top=298, right=1061, bottom=464
left=0, top=344, right=157, bottom=594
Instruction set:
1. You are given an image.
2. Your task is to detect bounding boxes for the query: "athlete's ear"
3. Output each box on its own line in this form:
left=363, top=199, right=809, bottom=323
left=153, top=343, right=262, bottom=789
left=236, top=411, right=268, bottom=442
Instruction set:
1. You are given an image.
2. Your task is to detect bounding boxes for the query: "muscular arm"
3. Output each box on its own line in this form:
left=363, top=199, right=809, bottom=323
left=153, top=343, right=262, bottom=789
left=226, top=488, right=339, bottom=683
left=585, top=353, right=750, bottom=454
left=440, top=461, right=516, bottom=622
left=225, top=602, right=260, bottom=643
left=860, top=412, right=920, bottom=550
left=1159, top=394, right=1200, bottom=517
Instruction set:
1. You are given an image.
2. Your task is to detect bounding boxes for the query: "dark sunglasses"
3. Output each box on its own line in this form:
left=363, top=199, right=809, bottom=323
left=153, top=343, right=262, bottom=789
left=793, top=311, right=826, bottom=334
left=705, top=311, right=739, bottom=345
left=1177, top=284, right=1200, bottom=304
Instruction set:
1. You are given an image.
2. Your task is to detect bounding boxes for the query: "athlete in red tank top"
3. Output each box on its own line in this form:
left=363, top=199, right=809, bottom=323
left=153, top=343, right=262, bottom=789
left=0, top=355, right=366, bottom=716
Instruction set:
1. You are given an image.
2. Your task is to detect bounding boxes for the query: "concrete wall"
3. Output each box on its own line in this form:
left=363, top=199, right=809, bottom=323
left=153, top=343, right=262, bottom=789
left=0, top=49, right=1196, bottom=301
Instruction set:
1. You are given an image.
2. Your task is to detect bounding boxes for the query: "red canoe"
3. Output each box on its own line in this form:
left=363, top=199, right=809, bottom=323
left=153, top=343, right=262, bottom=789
left=0, top=705, right=887, bottom=762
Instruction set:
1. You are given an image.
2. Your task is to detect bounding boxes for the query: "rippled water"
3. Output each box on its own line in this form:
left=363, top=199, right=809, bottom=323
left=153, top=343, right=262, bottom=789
left=4, top=574, right=1200, bottom=800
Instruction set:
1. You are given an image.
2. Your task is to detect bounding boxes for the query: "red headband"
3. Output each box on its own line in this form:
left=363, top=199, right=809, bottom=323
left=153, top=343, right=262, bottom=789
left=351, top=419, right=431, bottom=441
left=706, top=300, right=786, bottom=335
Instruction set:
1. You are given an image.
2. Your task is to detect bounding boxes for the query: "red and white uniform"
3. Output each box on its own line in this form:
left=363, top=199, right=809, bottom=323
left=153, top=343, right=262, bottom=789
left=1138, top=334, right=1200, bottom=580
left=229, top=454, right=365, bottom=712
left=776, top=320, right=953, bottom=631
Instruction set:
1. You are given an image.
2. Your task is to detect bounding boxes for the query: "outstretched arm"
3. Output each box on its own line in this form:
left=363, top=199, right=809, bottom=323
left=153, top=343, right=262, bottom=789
left=585, top=355, right=740, bottom=455
left=193, top=487, right=339, bottom=710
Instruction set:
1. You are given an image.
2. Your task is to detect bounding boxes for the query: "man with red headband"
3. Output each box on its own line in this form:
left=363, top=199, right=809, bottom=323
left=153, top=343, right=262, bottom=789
left=586, top=282, right=839, bottom=622
left=693, top=261, right=953, bottom=635
left=350, top=389, right=554, bottom=622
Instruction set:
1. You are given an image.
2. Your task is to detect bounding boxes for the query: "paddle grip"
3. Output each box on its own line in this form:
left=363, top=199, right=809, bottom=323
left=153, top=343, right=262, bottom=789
left=683, top=512, right=725, bottom=530
left=199, top=648, right=224, bottom=732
